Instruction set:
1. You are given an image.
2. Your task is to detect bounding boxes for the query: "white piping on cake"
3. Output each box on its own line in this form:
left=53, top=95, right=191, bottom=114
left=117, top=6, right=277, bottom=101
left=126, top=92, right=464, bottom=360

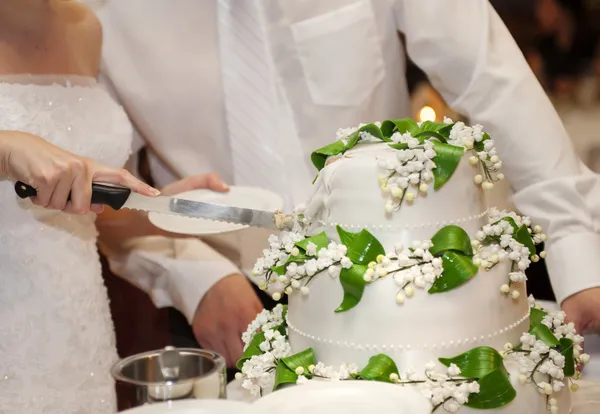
left=286, top=309, right=529, bottom=351
left=316, top=208, right=490, bottom=231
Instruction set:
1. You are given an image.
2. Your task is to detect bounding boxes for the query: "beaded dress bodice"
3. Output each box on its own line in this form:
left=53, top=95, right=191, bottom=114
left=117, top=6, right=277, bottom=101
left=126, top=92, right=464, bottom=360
left=0, top=75, right=131, bottom=413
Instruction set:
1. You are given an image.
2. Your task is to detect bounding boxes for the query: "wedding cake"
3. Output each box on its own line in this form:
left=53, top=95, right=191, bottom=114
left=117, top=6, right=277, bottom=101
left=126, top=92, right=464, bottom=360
left=236, top=119, right=589, bottom=413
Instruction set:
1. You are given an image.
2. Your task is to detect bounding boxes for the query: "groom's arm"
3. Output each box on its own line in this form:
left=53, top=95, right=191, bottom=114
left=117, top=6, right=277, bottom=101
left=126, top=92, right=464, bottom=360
left=96, top=73, right=264, bottom=367
left=393, top=0, right=600, bottom=332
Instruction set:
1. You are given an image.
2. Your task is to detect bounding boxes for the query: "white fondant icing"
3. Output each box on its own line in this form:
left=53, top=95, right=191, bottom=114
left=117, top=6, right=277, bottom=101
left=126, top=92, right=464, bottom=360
left=289, top=141, right=571, bottom=412
left=286, top=310, right=530, bottom=351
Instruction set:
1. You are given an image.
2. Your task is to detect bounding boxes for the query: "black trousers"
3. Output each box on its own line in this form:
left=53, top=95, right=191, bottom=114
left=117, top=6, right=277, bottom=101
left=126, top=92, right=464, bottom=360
left=169, top=282, right=287, bottom=382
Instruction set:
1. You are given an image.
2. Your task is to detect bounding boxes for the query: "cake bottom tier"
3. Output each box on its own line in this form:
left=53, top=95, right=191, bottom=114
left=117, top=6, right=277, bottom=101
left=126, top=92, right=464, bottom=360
left=258, top=359, right=571, bottom=413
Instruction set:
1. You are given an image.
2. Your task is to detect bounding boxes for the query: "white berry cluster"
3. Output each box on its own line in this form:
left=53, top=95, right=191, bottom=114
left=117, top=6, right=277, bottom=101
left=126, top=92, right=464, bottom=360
left=505, top=303, right=589, bottom=412
left=279, top=241, right=353, bottom=300
left=444, top=117, right=504, bottom=191
left=472, top=209, right=546, bottom=298
left=241, top=304, right=287, bottom=346
left=252, top=230, right=306, bottom=280
left=251, top=229, right=355, bottom=300
left=400, top=362, right=480, bottom=413
left=296, top=362, right=360, bottom=385
left=510, top=335, right=566, bottom=394
left=392, top=241, right=444, bottom=304
left=335, top=122, right=382, bottom=145
left=238, top=305, right=291, bottom=396
left=378, top=138, right=436, bottom=212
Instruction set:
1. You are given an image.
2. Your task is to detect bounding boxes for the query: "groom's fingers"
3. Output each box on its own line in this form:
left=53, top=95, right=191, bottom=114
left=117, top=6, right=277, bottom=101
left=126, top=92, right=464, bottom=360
left=161, top=173, right=230, bottom=196
left=93, top=165, right=160, bottom=197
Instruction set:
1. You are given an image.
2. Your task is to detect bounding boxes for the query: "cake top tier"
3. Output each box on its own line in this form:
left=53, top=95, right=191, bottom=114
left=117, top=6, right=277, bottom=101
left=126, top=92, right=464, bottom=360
left=310, top=117, right=504, bottom=210
left=302, top=118, right=504, bottom=242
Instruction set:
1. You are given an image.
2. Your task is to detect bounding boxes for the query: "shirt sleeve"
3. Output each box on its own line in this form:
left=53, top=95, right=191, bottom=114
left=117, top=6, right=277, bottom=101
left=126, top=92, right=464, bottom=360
left=106, top=236, right=241, bottom=323
left=393, top=0, right=600, bottom=304
left=97, top=70, right=243, bottom=322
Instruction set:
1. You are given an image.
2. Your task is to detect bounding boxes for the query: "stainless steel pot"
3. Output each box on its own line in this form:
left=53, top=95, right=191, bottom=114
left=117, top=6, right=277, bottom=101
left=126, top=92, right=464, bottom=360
left=111, top=347, right=226, bottom=410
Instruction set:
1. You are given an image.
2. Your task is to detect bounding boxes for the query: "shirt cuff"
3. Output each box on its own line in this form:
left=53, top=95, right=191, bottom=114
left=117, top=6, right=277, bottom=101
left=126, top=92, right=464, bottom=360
left=107, top=236, right=241, bottom=323
left=545, top=232, right=600, bottom=304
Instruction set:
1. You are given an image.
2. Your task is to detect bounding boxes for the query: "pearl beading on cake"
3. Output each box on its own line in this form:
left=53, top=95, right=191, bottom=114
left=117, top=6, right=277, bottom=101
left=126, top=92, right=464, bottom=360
left=316, top=209, right=490, bottom=231
left=287, top=309, right=529, bottom=351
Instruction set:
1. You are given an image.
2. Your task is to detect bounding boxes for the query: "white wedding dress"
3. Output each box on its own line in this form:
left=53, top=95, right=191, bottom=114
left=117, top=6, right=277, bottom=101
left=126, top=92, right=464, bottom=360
left=0, top=75, right=132, bottom=413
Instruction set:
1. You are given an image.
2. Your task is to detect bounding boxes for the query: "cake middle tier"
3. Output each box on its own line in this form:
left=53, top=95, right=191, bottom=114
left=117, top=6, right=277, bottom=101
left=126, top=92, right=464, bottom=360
left=287, top=259, right=529, bottom=369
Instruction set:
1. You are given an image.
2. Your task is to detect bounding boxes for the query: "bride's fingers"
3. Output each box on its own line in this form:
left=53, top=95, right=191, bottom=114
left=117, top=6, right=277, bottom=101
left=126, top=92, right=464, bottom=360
left=90, top=204, right=105, bottom=214
left=48, top=174, right=76, bottom=211
left=63, top=169, right=93, bottom=215
left=93, top=167, right=160, bottom=197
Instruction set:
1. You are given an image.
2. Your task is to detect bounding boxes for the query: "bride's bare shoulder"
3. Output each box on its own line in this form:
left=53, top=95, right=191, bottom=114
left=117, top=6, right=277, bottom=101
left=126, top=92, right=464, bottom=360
left=58, top=1, right=103, bottom=73
left=61, top=1, right=102, bottom=40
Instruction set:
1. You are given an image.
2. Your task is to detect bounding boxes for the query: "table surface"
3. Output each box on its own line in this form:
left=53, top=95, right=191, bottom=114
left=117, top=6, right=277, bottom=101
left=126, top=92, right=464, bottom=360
left=226, top=379, right=600, bottom=413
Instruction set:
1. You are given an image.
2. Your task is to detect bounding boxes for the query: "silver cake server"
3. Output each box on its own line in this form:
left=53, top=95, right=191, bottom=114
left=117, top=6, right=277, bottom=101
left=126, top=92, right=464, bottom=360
left=15, top=181, right=287, bottom=230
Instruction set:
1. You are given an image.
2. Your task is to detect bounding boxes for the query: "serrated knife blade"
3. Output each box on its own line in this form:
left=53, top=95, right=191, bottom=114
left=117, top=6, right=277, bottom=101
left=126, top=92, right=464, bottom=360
left=15, top=181, right=282, bottom=230
left=124, top=192, right=280, bottom=229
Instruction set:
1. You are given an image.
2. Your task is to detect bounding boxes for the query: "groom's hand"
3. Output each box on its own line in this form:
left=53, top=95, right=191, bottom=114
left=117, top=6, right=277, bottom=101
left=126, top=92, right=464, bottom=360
left=562, top=287, right=600, bottom=335
left=161, top=173, right=229, bottom=196
left=192, top=273, right=263, bottom=368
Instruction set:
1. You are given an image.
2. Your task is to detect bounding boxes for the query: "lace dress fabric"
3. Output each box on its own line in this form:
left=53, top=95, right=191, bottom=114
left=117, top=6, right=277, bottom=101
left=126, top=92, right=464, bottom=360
left=0, top=75, right=132, bottom=413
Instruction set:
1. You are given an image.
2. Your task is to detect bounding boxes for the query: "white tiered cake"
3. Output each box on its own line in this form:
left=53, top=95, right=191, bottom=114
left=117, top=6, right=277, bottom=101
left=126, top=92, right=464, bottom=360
left=237, top=119, right=588, bottom=414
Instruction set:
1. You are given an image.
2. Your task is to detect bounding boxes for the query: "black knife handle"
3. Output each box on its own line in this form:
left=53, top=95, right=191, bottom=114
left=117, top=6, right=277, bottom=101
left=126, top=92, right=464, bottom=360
left=14, top=181, right=131, bottom=210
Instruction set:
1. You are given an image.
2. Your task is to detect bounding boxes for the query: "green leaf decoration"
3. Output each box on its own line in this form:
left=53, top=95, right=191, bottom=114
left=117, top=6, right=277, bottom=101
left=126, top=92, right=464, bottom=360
left=381, top=119, right=419, bottom=139
left=559, top=337, right=575, bottom=377
left=334, top=226, right=385, bottom=312
left=495, top=217, right=519, bottom=232
left=311, top=140, right=347, bottom=171
left=270, top=264, right=287, bottom=276
left=296, top=232, right=329, bottom=253
left=429, top=225, right=474, bottom=257
left=281, top=348, right=317, bottom=372
left=438, top=123, right=454, bottom=138
left=439, top=346, right=504, bottom=378
left=236, top=331, right=266, bottom=371
left=432, top=141, right=464, bottom=190
left=345, top=131, right=360, bottom=148
left=335, top=263, right=367, bottom=313
left=356, top=354, right=399, bottom=383
left=337, top=225, right=359, bottom=248
left=415, top=130, right=447, bottom=143
left=273, top=348, right=317, bottom=391
left=465, top=366, right=517, bottom=409
left=358, top=123, right=386, bottom=142
left=529, top=307, right=548, bottom=328
left=276, top=306, right=289, bottom=337
left=418, top=120, right=449, bottom=133
left=473, top=132, right=491, bottom=152
left=388, top=142, right=409, bottom=150
left=514, top=225, right=536, bottom=256
left=428, top=251, right=479, bottom=293
left=270, top=252, right=308, bottom=275
left=345, top=229, right=385, bottom=265
left=439, top=346, right=516, bottom=410
left=529, top=323, right=560, bottom=347
left=273, top=361, right=298, bottom=391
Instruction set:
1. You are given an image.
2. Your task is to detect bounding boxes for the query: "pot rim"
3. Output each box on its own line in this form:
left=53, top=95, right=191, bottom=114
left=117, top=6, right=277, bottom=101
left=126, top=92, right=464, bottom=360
left=111, top=347, right=224, bottom=387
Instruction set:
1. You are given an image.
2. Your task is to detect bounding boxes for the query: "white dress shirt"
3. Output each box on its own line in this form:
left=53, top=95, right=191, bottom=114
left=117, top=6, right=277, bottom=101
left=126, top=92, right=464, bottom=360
left=91, top=0, right=600, bottom=322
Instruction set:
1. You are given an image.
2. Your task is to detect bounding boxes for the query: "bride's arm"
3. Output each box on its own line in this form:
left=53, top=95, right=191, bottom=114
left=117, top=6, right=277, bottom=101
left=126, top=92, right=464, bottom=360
left=0, top=130, right=159, bottom=214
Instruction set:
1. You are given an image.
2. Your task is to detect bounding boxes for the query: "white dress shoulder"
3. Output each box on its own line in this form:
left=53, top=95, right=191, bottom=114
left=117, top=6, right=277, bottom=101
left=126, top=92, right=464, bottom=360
left=0, top=75, right=132, bottom=413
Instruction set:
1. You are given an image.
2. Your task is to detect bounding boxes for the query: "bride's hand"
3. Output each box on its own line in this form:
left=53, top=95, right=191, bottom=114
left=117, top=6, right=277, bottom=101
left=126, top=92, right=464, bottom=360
left=0, top=131, right=160, bottom=214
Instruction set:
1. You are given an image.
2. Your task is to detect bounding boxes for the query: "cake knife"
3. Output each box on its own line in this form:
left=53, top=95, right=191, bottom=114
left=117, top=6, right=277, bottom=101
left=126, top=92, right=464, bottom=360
left=14, top=181, right=287, bottom=230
